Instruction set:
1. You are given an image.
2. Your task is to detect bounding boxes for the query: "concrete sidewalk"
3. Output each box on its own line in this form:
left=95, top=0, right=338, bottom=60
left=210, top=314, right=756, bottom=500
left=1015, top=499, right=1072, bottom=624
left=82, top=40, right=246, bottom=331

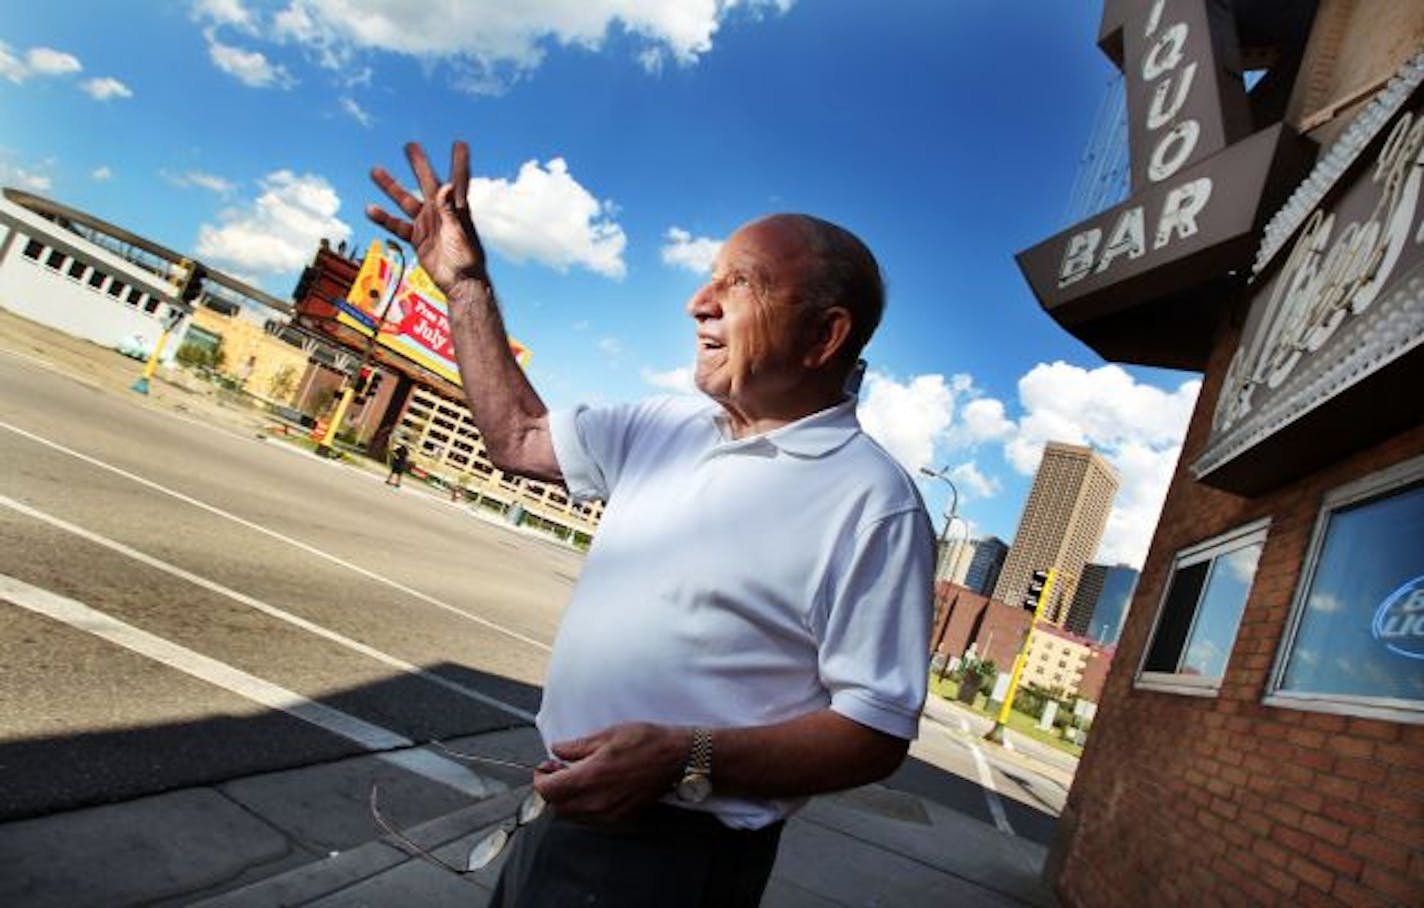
left=0, top=724, right=1059, bottom=907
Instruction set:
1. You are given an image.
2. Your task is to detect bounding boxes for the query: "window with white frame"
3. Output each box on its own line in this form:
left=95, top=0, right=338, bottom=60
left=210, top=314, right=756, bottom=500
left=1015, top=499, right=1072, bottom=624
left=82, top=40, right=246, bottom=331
left=1137, top=520, right=1268, bottom=695
left=1266, top=455, right=1424, bottom=723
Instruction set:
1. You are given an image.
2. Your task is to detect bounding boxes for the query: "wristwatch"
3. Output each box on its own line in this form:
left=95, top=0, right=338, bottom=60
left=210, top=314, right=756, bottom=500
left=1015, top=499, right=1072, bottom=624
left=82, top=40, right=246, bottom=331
left=675, top=727, right=713, bottom=803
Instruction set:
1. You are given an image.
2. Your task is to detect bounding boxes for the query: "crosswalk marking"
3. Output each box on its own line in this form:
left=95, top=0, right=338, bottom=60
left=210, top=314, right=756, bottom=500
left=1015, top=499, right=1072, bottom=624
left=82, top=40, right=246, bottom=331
left=0, top=493, right=534, bottom=723
left=0, top=418, right=552, bottom=654
left=0, top=572, right=500, bottom=799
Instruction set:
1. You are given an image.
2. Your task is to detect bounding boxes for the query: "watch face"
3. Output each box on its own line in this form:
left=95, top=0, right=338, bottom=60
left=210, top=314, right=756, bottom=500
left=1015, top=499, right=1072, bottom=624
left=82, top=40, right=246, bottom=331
left=677, top=772, right=712, bottom=804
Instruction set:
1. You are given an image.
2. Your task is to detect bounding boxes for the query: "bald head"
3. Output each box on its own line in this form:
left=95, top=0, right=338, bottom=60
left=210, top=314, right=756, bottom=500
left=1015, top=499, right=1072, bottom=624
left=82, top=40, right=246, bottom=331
left=763, top=214, right=885, bottom=371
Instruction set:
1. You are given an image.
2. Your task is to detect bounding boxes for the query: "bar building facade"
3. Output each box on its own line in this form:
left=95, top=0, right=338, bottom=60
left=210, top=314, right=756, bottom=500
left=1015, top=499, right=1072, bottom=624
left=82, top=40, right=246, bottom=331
left=1017, top=2, right=1424, bottom=904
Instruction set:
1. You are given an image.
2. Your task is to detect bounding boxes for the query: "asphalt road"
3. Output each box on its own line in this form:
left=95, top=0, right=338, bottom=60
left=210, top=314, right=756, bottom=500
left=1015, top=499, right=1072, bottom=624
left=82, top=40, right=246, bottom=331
left=0, top=344, right=1062, bottom=845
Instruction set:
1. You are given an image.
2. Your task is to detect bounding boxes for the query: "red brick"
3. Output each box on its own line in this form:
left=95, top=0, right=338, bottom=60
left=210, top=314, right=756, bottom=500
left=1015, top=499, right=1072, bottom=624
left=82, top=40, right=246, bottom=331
left=1242, top=810, right=1272, bottom=837
left=1331, top=878, right=1391, bottom=908
left=1310, top=841, right=1364, bottom=880
left=1376, top=741, right=1424, bottom=769
left=1288, top=855, right=1338, bottom=893
left=1327, top=735, right=1374, bottom=759
left=1348, top=718, right=1401, bottom=742
left=1314, top=774, right=1361, bottom=801
left=1319, top=800, right=1372, bottom=830
left=1283, top=787, right=1324, bottom=815
left=1348, top=830, right=1411, bottom=873
left=1335, top=758, right=1389, bottom=784
left=1289, top=727, right=1329, bottom=749
left=1267, top=802, right=1305, bottom=830
left=1294, top=885, right=1349, bottom=908
left=1252, top=837, right=1291, bottom=868
left=1360, top=865, right=1424, bottom=904
left=1272, top=823, right=1314, bottom=854
left=1259, top=861, right=1300, bottom=896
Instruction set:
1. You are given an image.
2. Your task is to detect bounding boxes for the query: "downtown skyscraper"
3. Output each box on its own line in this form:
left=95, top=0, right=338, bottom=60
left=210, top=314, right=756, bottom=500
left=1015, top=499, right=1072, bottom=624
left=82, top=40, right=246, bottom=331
left=991, top=441, right=1119, bottom=625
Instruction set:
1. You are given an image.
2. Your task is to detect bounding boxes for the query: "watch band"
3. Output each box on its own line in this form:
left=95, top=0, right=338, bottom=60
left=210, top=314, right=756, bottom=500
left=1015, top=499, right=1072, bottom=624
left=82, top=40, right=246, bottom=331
left=687, top=726, right=712, bottom=776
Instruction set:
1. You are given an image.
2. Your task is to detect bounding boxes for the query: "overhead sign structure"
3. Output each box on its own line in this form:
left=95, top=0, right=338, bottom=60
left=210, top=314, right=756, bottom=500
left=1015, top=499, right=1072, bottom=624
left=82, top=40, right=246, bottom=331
left=1194, top=57, right=1424, bottom=492
left=337, top=241, right=531, bottom=387
left=1016, top=0, right=1313, bottom=370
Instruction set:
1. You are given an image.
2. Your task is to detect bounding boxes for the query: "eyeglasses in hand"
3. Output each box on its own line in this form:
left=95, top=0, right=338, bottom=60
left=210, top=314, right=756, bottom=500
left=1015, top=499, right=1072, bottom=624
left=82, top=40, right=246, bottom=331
left=368, top=744, right=557, bottom=875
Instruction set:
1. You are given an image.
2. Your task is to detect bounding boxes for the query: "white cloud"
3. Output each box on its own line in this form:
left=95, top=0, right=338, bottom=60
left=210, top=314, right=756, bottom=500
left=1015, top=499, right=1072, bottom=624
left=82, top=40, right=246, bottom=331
left=196, top=170, right=351, bottom=275
left=26, top=47, right=82, bottom=77
left=858, top=371, right=956, bottom=473
left=949, top=461, right=999, bottom=500
left=208, top=34, right=296, bottom=88
left=598, top=336, right=623, bottom=358
left=468, top=158, right=626, bottom=278
left=80, top=77, right=133, bottom=100
left=194, top=0, right=259, bottom=33
left=661, top=227, right=721, bottom=274
left=164, top=169, right=236, bottom=195
left=90, top=166, right=113, bottom=181
left=269, top=0, right=794, bottom=92
left=338, top=95, right=373, bottom=127
left=955, top=397, right=1015, bottom=446
left=1, top=43, right=82, bottom=83
left=641, top=365, right=696, bottom=394
left=0, top=152, right=56, bottom=191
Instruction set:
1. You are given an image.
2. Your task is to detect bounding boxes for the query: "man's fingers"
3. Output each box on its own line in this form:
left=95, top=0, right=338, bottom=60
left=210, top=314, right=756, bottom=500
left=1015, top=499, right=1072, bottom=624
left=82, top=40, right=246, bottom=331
left=450, top=141, right=470, bottom=212
left=551, top=735, right=602, bottom=762
left=404, top=142, right=442, bottom=204
left=365, top=204, right=412, bottom=242
left=369, top=167, right=423, bottom=219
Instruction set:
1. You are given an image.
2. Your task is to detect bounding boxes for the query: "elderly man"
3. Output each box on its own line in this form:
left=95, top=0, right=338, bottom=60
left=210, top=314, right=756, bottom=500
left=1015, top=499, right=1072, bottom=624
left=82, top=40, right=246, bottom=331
left=368, top=142, right=933, bottom=906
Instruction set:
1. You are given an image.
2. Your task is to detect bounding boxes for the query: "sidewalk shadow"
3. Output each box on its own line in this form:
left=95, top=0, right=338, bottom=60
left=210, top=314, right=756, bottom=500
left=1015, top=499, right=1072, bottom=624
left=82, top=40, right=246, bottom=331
left=883, top=755, right=1061, bottom=847
left=0, top=662, right=541, bottom=824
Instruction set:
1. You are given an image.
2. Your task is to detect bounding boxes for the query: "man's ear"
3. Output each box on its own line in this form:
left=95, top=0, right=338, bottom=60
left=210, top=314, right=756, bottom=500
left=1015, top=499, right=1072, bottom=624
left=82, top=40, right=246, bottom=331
left=803, top=306, right=853, bottom=370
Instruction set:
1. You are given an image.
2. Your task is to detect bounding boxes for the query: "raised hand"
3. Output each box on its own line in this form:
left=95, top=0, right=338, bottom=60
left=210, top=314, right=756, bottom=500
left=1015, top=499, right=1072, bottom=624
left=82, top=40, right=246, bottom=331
left=367, top=141, right=488, bottom=296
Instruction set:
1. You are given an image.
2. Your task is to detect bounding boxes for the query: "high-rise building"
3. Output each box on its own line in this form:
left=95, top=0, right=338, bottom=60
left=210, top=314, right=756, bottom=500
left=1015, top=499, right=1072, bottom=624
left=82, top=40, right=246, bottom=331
left=963, top=536, right=1008, bottom=596
left=991, top=442, right=1119, bottom=624
left=933, top=534, right=1007, bottom=593
left=1065, top=563, right=1138, bottom=645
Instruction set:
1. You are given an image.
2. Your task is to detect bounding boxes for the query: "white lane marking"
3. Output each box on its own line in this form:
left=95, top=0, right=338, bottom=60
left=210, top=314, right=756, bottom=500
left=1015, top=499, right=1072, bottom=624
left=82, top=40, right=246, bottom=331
left=0, top=572, right=499, bottom=799
left=965, top=738, right=1015, bottom=836
left=0, top=494, right=535, bottom=723
left=0, top=418, right=551, bottom=654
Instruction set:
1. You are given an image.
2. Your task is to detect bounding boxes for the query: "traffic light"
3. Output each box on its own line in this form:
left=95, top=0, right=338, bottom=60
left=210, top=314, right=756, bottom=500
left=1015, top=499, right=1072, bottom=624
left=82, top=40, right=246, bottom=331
left=1024, top=568, right=1057, bottom=615
left=354, top=365, right=373, bottom=399
left=354, top=365, right=384, bottom=402
left=176, top=260, right=207, bottom=304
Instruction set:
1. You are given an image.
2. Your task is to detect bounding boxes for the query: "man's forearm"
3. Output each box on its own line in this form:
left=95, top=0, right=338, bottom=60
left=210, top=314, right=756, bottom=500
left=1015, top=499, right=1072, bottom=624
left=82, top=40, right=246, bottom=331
left=446, top=278, right=559, bottom=480
left=710, top=709, right=908, bottom=800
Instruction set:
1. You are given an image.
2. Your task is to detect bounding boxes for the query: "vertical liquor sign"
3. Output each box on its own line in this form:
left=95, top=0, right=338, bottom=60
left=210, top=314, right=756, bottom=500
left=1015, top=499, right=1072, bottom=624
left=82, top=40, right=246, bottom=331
left=1016, top=0, right=1313, bottom=370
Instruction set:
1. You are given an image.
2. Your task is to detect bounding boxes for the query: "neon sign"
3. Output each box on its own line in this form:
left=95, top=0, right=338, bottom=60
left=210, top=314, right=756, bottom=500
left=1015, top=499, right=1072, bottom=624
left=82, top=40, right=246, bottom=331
left=1372, top=574, right=1424, bottom=660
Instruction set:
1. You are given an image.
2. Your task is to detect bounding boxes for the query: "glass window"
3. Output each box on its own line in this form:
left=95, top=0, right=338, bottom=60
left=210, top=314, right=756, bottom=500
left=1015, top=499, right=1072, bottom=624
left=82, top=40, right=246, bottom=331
left=45, top=249, right=66, bottom=270
left=107, top=280, right=126, bottom=298
left=87, top=268, right=107, bottom=289
left=22, top=238, right=43, bottom=259
left=1268, top=457, right=1424, bottom=723
left=1138, top=520, right=1268, bottom=695
left=143, top=297, right=159, bottom=313
left=68, top=258, right=88, bottom=279
left=126, top=288, right=144, bottom=307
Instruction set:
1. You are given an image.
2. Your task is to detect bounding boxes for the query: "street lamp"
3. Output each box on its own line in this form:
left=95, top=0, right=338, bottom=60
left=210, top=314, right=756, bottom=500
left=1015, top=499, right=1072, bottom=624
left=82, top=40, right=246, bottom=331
left=315, top=239, right=406, bottom=459
left=919, top=466, right=964, bottom=580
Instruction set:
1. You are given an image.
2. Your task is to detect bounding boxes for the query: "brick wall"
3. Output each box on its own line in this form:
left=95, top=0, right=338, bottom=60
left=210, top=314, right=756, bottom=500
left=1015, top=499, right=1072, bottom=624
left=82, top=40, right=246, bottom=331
left=931, top=582, right=1032, bottom=672
left=1051, top=310, right=1424, bottom=906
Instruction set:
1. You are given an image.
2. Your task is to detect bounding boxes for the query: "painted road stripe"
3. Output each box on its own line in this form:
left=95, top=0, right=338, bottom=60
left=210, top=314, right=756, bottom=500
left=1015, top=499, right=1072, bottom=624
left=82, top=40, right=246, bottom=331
left=0, top=494, right=535, bottom=723
left=0, top=572, right=499, bottom=799
left=966, top=738, right=1015, bottom=835
left=0, top=419, right=551, bottom=653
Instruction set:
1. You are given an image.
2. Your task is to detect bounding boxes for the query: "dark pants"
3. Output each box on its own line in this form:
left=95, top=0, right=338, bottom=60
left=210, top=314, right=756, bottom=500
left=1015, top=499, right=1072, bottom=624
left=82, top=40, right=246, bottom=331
left=490, top=804, right=784, bottom=907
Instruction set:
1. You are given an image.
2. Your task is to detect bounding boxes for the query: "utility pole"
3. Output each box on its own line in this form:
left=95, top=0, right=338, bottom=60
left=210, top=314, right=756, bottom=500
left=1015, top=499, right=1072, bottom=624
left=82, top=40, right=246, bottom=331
left=133, top=258, right=203, bottom=395
left=315, top=241, right=404, bottom=459
left=985, top=568, right=1057, bottom=745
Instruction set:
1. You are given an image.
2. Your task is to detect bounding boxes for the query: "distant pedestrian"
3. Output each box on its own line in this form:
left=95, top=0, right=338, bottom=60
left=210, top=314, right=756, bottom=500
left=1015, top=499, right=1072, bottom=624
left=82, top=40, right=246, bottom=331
left=386, top=441, right=409, bottom=487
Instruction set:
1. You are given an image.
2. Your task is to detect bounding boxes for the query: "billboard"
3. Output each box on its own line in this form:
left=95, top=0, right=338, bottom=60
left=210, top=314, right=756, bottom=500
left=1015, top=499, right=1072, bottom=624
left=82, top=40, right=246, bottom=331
left=337, top=240, right=531, bottom=385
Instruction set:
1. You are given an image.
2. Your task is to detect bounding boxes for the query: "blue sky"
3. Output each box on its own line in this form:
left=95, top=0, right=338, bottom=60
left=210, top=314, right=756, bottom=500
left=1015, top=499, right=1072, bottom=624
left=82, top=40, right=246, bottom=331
left=0, top=1, right=1202, bottom=567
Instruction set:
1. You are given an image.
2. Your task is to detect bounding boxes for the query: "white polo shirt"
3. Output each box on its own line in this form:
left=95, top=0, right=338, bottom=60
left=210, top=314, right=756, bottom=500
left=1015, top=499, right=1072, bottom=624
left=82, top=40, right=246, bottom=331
left=541, top=394, right=934, bottom=828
